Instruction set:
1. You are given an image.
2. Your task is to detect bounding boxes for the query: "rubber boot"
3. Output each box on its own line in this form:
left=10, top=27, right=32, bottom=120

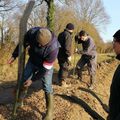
left=44, top=93, right=53, bottom=120
left=88, top=75, right=96, bottom=89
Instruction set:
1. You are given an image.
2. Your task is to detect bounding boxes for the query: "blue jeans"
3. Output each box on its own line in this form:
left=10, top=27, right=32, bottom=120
left=22, top=59, right=53, bottom=94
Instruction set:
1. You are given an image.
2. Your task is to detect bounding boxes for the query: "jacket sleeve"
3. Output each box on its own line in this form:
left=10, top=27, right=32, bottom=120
left=12, top=45, right=19, bottom=59
left=116, top=114, right=120, bottom=120
left=65, top=33, right=72, bottom=57
left=75, top=35, right=83, bottom=44
left=12, top=32, right=30, bottom=59
left=31, top=48, right=59, bottom=81
left=83, top=39, right=96, bottom=56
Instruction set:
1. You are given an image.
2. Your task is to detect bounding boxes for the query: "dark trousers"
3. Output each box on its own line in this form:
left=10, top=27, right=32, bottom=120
left=76, top=55, right=97, bottom=84
left=58, top=58, right=70, bottom=83
left=107, top=113, right=120, bottom=120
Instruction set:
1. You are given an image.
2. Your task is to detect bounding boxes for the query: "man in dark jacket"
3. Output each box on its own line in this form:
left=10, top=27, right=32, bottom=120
left=75, top=30, right=97, bottom=89
left=107, top=29, right=120, bottom=120
left=57, top=23, right=74, bottom=86
left=8, top=27, right=60, bottom=120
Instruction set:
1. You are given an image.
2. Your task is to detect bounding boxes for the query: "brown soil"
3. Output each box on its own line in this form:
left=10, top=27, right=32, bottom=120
left=0, top=59, right=119, bottom=120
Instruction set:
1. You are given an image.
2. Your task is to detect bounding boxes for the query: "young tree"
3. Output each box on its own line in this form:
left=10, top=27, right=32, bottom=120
left=12, top=0, right=35, bottom=117
left=0, top=0, right=21, bottom=48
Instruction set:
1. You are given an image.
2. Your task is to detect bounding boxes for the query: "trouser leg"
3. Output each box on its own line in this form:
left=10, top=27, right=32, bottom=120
left=41, top=68, right=53, bottom=120
left=87, top=57, right=97, bottom=87
left=76, top=56, right=86, bottom=81
left=58, top=60, right=69, bottom=85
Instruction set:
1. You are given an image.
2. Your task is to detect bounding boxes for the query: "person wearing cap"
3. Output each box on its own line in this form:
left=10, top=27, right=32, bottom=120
left=8, top=27, right=60, bottom=120
left=107, top=29, right=120, bottom=120
left=75, top=30, right=97, bottom=89
left=57, top=23, right=74, bottom=86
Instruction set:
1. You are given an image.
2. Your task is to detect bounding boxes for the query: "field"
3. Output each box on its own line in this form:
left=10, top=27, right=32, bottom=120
left=0, top=47, right=118, bottom=120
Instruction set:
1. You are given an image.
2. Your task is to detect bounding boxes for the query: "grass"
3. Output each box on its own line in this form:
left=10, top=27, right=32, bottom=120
left=71, top=53, right=115, bottom=65
left=97, top=53, right=115, bottom=63
left=54, top=53, right=115, bottom=72
left=0, top=45, right=115, bottom=82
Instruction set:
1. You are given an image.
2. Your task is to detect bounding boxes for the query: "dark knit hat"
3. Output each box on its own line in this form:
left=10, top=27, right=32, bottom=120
left=113, top=30, right=120, bottom=40
left=66, top=23, right=74, bottom=30
left=37, top=28, right=52, bottom=46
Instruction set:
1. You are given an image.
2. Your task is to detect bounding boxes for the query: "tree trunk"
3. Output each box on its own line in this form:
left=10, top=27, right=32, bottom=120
left=46, top=0, right=55, bottom=31
left=0, top=27, right=4, bottom=49
left=0, top=15, right=4, bottom=49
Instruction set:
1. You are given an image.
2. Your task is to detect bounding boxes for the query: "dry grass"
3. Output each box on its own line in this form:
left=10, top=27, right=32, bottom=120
left=0, top=44, right=115, bottom=83
left=0, top=44, right=117, bottom=120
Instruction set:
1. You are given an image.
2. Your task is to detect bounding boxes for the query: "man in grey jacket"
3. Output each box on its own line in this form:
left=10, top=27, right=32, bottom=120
left=75, top=30, right=97, bottom=89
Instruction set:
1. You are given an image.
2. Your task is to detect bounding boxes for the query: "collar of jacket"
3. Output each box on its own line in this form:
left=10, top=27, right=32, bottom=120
left=64, top=29, right=73, bottom=34
left=116, top=54, right=120, bottom=60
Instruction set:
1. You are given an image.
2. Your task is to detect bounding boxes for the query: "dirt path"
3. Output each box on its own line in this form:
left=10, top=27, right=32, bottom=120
left=0, top=60, right=119, bottom=120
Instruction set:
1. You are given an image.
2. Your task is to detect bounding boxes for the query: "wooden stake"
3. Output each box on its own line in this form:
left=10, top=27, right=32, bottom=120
left=12, top=1, right=35, bottom=118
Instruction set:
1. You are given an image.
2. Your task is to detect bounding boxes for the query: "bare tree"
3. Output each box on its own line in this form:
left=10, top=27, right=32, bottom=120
left=57, top=0, right=75, bottom=5
left=0, top=13, right=4, bottom=48
left=28, top=1, right=47, bottom=28
left=28, top=0, right=55, bottom=31
left=0, top=0, right=23, bottom=48
left=0, top=0, right=18, bottom=12
left=73, top=0, right=110, bottom=29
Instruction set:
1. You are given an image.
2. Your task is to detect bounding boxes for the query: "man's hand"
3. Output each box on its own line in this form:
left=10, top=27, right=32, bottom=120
left=79, top=51, right=84, bottom=54
left=74, top=49, right=83, bottom=54
left=68, top=56, right=71, bottom=61
left=7, top=57, right=15, bottom=64
left=74, top=48, right=78, bottom=53
left=67, top=56, right=72, bottom=66
left=24, top=80, right=32, bottom=87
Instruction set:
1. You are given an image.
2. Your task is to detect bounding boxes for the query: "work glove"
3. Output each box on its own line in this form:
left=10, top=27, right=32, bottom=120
left=68, top=56, right=71, bottom=61
left=68, top=56, right=72, bottom=65
left=78, top=50, right=84, bottom=54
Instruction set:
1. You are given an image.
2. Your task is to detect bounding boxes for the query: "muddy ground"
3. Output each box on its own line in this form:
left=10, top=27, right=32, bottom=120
left=0, top=59, right=119, bottom=120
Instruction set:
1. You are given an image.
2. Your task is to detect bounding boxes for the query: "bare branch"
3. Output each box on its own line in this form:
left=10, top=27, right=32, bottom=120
left=58, top=0, right=75, bottom=5
left=74, top=0, right=110, bottom=29
left=34, top=0, right=44, bottom=8
left=0, top=0, right=18, bottom=12
left=0, top=5, right=17, bottom=12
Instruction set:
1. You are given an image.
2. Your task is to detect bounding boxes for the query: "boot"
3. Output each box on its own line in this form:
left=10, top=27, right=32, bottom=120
left=56, top=78, right=62, bottom=86
left=44, top=93, right=53, bottom=120
left=77, top=75, right=82, bottom=81
left=88, top=75, right=96, bottom=89
left=76, top=68, right=82, bottom=81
